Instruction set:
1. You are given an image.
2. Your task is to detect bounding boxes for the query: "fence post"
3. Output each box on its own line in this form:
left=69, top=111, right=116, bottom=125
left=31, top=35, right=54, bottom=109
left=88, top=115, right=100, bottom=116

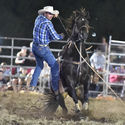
left=10, top=38, right=14, bottom=81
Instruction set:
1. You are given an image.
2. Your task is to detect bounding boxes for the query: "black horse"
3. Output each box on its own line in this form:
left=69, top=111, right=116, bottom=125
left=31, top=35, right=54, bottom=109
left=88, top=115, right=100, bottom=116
left=59, top=9, right=91, bottom=112
left=42, top=9, right=91, bottom=115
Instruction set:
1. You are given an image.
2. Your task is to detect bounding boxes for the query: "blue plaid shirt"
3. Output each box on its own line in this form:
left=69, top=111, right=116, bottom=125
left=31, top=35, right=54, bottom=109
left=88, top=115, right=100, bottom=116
left=33, top=15, right=63, bottom=45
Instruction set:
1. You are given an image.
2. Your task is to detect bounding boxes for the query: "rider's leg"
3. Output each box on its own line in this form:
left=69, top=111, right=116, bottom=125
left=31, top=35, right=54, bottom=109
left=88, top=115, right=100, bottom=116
left=30, top=52, right=44, bottom=87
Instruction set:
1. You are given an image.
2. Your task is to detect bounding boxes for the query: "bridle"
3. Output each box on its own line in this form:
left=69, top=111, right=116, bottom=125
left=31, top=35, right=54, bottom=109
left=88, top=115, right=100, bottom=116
left=70, top=16, right=89, bottom=42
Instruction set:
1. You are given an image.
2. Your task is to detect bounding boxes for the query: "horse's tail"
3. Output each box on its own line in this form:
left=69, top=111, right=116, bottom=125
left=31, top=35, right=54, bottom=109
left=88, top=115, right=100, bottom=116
left=42, top=89, right=68, bottom=116
left=42, top=92, right=59, bottom=116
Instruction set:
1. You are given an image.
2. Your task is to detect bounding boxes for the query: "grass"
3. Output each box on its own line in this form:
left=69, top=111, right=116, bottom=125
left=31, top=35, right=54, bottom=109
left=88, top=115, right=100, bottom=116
left=0, top=91, right=125, bottom=125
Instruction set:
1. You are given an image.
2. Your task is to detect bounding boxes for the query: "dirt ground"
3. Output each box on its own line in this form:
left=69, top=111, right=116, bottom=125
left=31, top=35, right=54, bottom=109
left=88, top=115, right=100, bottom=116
left=0, top=91, right=125, bottom=125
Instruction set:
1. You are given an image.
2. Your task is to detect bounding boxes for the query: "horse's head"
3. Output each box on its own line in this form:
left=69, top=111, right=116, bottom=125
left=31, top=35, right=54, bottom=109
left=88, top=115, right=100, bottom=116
left=67, top=9, right=90, bottom=42
left=59, top=9, right=90, bottom=59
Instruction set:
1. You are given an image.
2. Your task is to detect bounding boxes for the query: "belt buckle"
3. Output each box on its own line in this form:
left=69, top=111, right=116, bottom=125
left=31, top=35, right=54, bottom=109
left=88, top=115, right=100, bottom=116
left=39, top=44, right=47, bottom=47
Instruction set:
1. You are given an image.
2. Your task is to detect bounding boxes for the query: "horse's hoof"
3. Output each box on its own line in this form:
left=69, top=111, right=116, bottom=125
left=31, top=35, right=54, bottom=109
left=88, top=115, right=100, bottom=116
left=75, top=109, right=80, bottom=113
left=83, top=102, right=88, bottom=110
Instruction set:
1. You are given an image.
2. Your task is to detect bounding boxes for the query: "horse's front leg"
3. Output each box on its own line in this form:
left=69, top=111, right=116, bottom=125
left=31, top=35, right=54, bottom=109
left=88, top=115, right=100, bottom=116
left=82, top=80, right=90, bottom=110
left=68, top=86, right=80, bottom=113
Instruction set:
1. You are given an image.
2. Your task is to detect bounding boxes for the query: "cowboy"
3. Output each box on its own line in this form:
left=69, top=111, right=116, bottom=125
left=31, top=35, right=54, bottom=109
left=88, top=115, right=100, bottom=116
left=30, top=6, right=64, bottom=97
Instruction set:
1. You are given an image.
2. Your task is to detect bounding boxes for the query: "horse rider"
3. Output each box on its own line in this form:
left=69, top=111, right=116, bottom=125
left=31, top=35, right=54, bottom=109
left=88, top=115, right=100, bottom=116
left=30, top=6, right=64, bottom=99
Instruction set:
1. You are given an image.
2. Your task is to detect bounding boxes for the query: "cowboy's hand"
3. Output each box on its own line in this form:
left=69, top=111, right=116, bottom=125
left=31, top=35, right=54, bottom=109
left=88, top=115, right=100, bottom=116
left=54, top=14, right=59, bottom=18
left=54, top=10, right=59, bottom=18
left=60, top=33, right=65, bottom=39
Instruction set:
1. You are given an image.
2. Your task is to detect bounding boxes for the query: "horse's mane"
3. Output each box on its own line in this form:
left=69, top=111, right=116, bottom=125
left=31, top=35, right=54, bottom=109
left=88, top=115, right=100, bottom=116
left=65, top=8, right=90, bottom=35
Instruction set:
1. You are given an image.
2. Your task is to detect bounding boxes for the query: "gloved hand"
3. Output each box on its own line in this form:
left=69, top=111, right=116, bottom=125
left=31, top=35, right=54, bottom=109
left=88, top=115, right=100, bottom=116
left=54, top=10, right=59, bottom=18
left=60, top=33, right=65, bottom=39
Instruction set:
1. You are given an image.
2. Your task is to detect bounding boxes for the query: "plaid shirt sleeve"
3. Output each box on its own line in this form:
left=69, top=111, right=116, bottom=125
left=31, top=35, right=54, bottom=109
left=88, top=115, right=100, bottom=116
left=46, top=22, right=63, bottom=40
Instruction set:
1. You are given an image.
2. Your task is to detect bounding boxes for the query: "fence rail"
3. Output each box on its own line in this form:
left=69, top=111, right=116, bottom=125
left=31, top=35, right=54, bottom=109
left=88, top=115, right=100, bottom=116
left=1, top=36, right=125, bottom=97
left=105, top=36, right=125, bottom=96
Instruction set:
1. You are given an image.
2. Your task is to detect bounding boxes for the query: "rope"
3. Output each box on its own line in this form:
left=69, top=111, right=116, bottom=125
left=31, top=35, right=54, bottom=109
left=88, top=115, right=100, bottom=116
left=57, top=16, right=70, bottom=38
left=73, top=42, right=125, bottom=106
left=58, top=58, right=85, bottom=65
left=86, top=45, right=93, bottom=51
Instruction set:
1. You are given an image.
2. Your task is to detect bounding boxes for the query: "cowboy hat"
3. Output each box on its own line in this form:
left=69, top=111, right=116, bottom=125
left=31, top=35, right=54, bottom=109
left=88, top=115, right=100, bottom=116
left=38, top=6, right=59, bottom=16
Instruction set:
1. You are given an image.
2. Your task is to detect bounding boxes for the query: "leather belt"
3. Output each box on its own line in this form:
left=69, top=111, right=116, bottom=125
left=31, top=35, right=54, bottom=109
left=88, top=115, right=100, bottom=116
left=33, top=42, right=48, bottom=47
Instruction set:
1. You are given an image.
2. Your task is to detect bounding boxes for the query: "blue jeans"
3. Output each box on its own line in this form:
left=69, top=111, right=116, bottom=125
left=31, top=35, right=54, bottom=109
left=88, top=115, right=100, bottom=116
left=30, top=44, right=59, bottom=91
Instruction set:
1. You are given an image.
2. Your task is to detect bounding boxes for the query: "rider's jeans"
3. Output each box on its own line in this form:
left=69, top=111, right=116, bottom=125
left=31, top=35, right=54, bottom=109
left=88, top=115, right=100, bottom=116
left=30, top=44, right=59, bottom=91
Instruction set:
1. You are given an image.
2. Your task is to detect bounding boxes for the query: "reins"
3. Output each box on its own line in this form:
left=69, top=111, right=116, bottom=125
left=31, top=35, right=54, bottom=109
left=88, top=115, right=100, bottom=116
left=57, top=16, right=70, bottom=38
left=58, top=41, right=89, bottom=65
left=58, top=58, right=85, bottom=65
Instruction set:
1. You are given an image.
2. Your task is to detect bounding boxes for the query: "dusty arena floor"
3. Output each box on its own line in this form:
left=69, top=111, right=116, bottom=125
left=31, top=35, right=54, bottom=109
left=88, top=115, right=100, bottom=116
left=0, top=91, right=125, bottom=125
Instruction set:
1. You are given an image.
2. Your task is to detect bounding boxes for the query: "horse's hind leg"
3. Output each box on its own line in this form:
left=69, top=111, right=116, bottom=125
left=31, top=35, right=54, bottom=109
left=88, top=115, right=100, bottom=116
left=56, top=93, right=68, bottom=114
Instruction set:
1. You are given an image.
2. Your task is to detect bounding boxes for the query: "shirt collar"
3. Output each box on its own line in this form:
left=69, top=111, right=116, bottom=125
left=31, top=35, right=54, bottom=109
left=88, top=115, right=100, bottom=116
left=39, top=15, right=50, bottom=22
